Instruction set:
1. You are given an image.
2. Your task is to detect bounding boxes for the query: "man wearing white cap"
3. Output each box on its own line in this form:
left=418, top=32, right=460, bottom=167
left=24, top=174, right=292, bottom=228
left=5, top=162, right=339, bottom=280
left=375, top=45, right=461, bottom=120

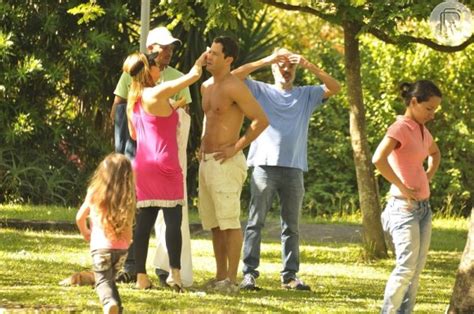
left=112, top=26, right=194, bottom=288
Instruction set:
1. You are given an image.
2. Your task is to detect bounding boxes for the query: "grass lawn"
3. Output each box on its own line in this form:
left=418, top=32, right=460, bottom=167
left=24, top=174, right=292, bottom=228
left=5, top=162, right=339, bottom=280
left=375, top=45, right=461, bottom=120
left=0, top=204, right=469, bottom=313
left=0, top=204, right=364, bottom=225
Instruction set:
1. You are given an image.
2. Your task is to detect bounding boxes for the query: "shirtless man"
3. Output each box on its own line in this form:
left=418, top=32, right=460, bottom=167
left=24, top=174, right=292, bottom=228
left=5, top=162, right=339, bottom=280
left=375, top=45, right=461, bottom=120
left=199, top=36, right=268, bottom=293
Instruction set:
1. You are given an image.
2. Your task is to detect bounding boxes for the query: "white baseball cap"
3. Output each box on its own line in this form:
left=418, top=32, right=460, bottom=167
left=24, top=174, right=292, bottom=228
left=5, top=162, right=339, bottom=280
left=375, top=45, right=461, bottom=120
left=146, top=27, right=182, bottom=47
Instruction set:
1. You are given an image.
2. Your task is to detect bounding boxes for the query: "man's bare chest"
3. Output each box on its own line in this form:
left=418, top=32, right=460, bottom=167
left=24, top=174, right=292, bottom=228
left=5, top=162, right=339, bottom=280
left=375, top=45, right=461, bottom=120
left=202, top=85, right=235, bottom=114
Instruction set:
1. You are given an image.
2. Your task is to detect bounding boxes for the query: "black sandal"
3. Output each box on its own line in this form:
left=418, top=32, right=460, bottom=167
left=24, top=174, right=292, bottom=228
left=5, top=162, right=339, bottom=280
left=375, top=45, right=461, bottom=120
left=116, top=271, right=137, bottom=284
left=171, top=283, right=185, bottom=293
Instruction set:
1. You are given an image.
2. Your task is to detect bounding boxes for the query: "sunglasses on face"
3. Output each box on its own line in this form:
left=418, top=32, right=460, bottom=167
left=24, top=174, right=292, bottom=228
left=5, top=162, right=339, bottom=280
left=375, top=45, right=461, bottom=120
left=151, top=44, right=175, bottom=52
left=130, top=51, right=160, bottom=76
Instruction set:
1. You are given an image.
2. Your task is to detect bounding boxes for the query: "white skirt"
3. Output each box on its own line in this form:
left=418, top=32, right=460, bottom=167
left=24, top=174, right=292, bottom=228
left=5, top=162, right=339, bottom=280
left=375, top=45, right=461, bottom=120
left=153, top=108, right=193, bottom=287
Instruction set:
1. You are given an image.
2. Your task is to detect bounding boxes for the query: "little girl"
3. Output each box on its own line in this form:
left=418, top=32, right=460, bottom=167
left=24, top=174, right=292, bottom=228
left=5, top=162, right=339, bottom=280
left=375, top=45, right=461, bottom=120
left=372, top=80, right=442, bottom=313
left=76, top=153, right=136, bottom=314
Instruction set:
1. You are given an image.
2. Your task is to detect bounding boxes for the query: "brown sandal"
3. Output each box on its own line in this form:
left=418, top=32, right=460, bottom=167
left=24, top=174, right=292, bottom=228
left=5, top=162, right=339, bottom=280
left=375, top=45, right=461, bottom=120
left=135, top=274, right=153, bottom=290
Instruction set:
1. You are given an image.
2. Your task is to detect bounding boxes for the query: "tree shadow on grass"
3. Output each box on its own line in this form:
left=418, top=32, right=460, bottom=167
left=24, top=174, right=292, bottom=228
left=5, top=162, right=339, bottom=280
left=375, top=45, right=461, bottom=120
left=0, top=229, right=93, bottom=290
left=430, top=227, right=467, bottom=252
left=235, top=274, right=385, bottom=312
left=259, top=241, right=361, bottom=265
left=124, top=289, right=290, bottom=313
left=0, top=256, right=91, bottom=286
left=424, top=251, right=462, bottom=278
left=0, top=300, right=84, bottom=314
left=0, top=266, right=96, bottom=313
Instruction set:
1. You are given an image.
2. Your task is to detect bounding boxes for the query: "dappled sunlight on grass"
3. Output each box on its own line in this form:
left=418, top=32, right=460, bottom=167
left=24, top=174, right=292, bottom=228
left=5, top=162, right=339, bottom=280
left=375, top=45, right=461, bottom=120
left=424, top=251, right=462, bottom=279
left=0, top=217, right=467, bottom=313
left=0, top=204, right=77, bottom=221
left=432, top=216, right=469, bottom=230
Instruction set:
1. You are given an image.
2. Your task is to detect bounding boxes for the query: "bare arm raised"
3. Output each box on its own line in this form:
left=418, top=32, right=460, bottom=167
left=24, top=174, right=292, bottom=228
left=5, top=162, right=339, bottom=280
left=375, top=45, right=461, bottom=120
left=143, top=51, right=207, bottom=108
left=231, top=52, right=287, bottom=80
left=233, top=51, right=341, bottom=99
left=288, top=54, right=341, bottom=99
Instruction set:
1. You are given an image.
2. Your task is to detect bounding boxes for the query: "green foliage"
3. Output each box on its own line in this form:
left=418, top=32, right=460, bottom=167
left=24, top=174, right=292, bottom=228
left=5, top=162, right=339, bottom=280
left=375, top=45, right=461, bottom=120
left=0, top=1, right=282, bottom=207
left=67, top=0, right=105, bottom=25
left=360, top=35, right=473, bottom=215
left=1, top=0, right=471, bottom=217
left=0, top=0, right=143, bottom=205
left=160, top=0, right=261, bottom=32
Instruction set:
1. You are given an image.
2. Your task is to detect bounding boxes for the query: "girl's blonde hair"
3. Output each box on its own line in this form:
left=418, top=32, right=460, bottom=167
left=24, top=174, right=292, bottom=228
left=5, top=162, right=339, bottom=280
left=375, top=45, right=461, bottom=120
left=89, top=153, right=136, bottom=241
left=122, top=52, right=157, bottom=120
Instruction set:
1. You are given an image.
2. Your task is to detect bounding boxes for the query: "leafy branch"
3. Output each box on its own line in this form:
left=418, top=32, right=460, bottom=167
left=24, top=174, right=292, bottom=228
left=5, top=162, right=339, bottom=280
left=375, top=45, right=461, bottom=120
left=259, top=0, right=474, bottom=52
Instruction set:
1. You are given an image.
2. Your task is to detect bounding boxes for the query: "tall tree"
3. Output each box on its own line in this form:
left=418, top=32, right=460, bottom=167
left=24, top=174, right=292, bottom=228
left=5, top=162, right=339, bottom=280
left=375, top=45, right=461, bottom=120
left=447, top=208, right=474, bottom=313
left=0, top=0, right=144, bottom=204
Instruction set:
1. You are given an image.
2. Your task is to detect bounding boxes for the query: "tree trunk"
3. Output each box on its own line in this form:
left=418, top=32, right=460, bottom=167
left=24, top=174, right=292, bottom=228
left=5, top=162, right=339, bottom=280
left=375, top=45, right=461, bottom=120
left=447, top=208, right=474, bottom=313
left=343, top=20, right=388, bottom=259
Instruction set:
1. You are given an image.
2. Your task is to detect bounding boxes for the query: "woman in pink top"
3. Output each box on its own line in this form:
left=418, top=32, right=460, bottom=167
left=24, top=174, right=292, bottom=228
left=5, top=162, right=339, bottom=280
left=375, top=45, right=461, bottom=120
left=76, top=153, right=136, bottom=314
left=123, top=50, right=206, bottom=290
left=372, top=80, right=442, bottom=313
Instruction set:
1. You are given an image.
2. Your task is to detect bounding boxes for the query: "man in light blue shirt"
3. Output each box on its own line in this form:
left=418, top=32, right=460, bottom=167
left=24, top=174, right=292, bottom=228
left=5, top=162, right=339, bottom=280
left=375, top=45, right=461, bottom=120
left=232, top=48, right=341, bottom=291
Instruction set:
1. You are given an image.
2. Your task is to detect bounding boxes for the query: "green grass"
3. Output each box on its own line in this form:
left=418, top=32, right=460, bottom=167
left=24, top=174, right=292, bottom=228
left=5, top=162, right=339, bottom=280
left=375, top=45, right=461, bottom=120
left=0, top=204, right=469, bottom=313
left=0, top=204, right=372, bottom=226
left=0, top=204, right=78, bottom=221
left=0, top=204, right=363, bottom=228
left=0, top=203, right=202, bottom=224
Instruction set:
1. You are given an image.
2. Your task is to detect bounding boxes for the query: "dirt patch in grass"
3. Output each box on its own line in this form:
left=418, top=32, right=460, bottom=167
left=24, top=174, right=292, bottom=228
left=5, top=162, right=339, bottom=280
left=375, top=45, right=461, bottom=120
left=195, top=221, right=363, bottom=243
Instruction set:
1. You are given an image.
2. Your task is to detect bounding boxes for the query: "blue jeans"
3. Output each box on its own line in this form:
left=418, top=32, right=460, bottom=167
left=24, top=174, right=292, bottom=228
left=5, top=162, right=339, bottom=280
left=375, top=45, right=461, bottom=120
left=114, top=103, right=136, bottom=274
left=381, top=197, right=432, bottom=314
left=92, top=249, right=128, bottom=312
left=114, top=102, right=136, bottom=160
left=242, top=166, right=304, bottom=282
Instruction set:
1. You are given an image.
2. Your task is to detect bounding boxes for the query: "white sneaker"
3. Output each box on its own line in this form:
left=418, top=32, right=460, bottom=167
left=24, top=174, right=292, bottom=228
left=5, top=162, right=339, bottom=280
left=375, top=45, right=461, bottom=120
left=240, top=273, right=257, bottom=290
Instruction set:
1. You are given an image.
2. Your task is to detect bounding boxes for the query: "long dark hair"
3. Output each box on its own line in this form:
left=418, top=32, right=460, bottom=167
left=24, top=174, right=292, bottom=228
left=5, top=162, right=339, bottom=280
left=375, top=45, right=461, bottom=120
left=399, top=80, right=442, bottom=106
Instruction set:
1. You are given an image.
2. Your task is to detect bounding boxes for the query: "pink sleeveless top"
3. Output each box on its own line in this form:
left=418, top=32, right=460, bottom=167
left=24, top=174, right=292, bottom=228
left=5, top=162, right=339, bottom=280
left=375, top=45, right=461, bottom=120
left=132, top=99, right=184, bottom=208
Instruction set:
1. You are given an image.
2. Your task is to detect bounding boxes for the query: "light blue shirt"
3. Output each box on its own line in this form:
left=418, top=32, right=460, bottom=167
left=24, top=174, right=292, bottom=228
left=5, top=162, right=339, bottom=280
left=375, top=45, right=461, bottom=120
left=245, top=79, right=325, bottom=172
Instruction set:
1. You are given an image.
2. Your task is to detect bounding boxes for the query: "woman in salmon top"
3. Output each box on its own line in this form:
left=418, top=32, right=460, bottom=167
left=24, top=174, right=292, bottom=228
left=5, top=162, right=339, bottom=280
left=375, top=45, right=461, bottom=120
left=372, top=80, right=442, bottom=313
left=123, top=50, right=206, bottom=290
